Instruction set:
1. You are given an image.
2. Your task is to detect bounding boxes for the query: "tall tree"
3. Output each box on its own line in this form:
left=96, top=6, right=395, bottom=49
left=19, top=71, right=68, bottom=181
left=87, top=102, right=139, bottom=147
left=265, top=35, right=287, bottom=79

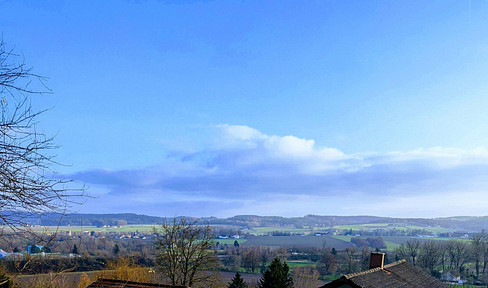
left=446, top=240, right=467, bottom=273
left=228, top=272, right=247, bottom=288
left=153, top=218, right=218, bottom=287
left=405, top=240, right=421, bottom=266
left=418, top=240, right=442, bottom=275
left=71, top=244, right=78, bottom=255
left=0, top=38, right=84, bottom=238
left=471, top=233, right=486, bottom=277
left=242, top=247, right=260, bottom=273
left=344, top=246, right=357, bottom=273
left=112, top=244, right=120, bottom=256
left=317, top=248, right=337, bottom=275
left=258, top=257, right=293, bottom=288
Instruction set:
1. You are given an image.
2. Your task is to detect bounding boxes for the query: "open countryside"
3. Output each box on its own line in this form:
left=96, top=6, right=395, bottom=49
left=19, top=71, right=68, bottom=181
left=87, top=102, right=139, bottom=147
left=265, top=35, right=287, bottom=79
left=3, top=1, right=488, bottom=287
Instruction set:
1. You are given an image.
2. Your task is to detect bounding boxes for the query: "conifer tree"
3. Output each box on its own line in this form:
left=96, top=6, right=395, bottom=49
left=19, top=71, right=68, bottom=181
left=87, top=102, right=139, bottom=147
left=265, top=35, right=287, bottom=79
left=258, top=257, right=293, bottom=288
left=113, top=244, right=120, bottom=256
left=228, top=272, right=247, bottom=288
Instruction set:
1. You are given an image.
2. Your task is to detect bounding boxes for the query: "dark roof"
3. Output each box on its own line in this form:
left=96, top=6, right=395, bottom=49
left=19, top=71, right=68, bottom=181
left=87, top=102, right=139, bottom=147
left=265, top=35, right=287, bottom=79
left=321, top=260, right=448, bottom=288
left=85, top=278, right=189, bottom=288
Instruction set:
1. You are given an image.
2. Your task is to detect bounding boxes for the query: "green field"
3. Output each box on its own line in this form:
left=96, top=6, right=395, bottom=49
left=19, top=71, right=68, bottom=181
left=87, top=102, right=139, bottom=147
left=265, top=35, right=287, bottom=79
left=25, top=224, right=157, bottom=234
left=335, top=223, right=452, bottom=234
left=329, top=235, right=400, bottom=251
left=328, top=235, right=471, bottom=251
left=382, top=236, right=471, bottom=245
left=286, top=260, right=316, bottom=268
left=245, top=227, right=320, bottom=235
left=214, top=238, right=247, bottom=245
left=242, top=235, right=352, bottom=249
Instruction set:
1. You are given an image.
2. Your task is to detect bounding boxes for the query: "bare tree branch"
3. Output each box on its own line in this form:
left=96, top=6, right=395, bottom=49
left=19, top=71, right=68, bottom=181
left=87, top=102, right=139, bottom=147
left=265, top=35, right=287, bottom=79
left=0, top=38, right=86, bottom=242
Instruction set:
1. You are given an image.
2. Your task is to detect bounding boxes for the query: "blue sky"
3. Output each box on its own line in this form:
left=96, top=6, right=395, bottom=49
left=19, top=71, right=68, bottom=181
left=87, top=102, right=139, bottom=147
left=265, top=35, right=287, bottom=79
left=2, top=0, right=488, bottom=217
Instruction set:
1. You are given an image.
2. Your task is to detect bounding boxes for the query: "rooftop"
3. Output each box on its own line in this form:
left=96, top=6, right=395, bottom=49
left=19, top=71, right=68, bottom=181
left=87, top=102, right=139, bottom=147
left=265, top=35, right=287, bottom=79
left=321, top=259, right=448, bottom=288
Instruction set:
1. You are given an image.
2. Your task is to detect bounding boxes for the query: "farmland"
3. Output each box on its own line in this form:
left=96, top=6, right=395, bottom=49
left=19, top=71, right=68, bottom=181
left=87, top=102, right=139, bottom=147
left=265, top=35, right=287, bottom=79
left=335, top=223, right=452, bottom=234
left=4, top=213, right=488, bottom=287
left=242, top=235, right=352, bottom=249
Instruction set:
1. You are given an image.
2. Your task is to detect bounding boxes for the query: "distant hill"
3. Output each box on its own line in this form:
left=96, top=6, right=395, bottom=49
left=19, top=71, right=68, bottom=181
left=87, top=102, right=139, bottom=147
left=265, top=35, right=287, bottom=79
left=14, top=213, right=488, bottom=232
left=21, top=213, right=164, bottom=227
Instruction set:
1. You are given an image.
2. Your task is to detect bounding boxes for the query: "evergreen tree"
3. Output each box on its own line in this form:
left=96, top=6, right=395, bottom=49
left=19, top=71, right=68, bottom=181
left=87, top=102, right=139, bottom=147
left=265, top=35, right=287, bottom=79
left=113, top=244, right=120, bottom=256
left=258, top=257, right=293, bottom=288
left=72, top=244, right=79, bottom=254
left=228, top=272, right=247, bottom=288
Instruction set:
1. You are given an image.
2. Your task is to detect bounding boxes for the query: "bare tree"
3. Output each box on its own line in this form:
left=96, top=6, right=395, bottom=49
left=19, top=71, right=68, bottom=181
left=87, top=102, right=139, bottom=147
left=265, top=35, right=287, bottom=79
left=242, top=247, right=261, bottom=273
left=343, top=246, right=357, bottom=274
left=405, top=240, right=420, bottom=266
left=317, top=248, right=337, bottom=275
left=453, top=241, right=468, bottom=273
left=293, top=266, right=320, bottom=288
left=482, top=237, right=488, bottom=276
left=394, top=243, right=408, bottom=261
left=0, top=38, right=86, bottom=287
left=153, top=218, right=219, bottom=287
left=418, top=240, right=442, bottom=275
left=360, top=247, right=371, bottom=271
left=0, top=38, right=84, bottom=239
left=445, top=240, right=468, bottom=273
left=471, top=233, right=486, bottom=277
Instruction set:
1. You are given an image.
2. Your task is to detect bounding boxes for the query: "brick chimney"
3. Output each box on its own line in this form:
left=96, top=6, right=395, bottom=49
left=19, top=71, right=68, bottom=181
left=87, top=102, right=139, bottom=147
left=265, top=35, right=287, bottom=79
left=369, top=252, right=385, bottom=269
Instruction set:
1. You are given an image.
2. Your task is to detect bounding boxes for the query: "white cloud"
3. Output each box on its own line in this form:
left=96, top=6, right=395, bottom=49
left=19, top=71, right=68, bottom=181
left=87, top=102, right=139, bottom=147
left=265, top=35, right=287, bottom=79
left=73, top=124, right=488, bottom=217
left=215, top=124, right=346, bottom=173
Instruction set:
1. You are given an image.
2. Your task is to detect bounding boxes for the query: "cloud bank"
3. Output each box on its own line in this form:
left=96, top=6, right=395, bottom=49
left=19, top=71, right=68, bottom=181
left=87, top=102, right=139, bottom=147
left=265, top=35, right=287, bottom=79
left=73, top=125, right=488, bottom=217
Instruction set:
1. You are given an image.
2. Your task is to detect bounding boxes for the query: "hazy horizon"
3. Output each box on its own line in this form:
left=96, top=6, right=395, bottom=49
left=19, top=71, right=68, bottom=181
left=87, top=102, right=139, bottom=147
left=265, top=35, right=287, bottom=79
left=3, top=1, right=488, bottom=218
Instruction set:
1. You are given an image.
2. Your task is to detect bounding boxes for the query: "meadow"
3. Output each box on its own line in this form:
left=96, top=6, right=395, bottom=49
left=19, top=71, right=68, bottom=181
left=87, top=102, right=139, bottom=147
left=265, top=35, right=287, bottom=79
left=25, top=224, right=157, bottom=234
left=242, top=235, right=351, bottom=249
left=334, top=223, right=452, bottom=234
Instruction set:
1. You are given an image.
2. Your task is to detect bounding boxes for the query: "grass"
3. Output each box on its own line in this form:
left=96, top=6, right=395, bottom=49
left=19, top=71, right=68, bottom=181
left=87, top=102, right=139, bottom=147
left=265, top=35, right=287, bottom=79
left=335, top=223, right=452, bottom=234
left=245, top=227, right=317, bottom=235
left=321, top=274, right=341, bottom=282
left=286, top=260, right=316, bottom=268
left=24, top=224, right=157, bottom=234
left=27, top=225, right=326, bottom=236
left=330, top=235, right=352, bottom=242
left=330, top=235, right=408, bottom=251
left=242, top=235, right=351, bottom=249
left=214, top=238, right=247, bottom=245
left=382, top=236, right=471, bottom=245
left=384, top=240, right=401, bottom=251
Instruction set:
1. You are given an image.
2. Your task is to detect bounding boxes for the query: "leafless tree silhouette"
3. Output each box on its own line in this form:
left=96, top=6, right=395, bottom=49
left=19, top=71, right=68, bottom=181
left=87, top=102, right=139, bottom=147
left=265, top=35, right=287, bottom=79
left=0, top=38, right=85, bottom=242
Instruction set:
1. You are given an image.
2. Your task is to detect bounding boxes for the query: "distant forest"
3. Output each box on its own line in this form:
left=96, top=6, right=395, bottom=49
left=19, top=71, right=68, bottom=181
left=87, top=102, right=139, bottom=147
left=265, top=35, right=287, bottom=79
left=16, top=213, right=488, bottom=232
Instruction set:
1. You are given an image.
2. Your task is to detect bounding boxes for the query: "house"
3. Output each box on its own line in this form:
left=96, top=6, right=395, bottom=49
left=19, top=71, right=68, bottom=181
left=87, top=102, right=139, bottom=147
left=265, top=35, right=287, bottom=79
left=85, top=278, right=189, bottom=288
left=320, top=253, right=448, bottom=288
left=26, top=244, right=44, bottom=254
left=0, top=249, right=21, bottom=259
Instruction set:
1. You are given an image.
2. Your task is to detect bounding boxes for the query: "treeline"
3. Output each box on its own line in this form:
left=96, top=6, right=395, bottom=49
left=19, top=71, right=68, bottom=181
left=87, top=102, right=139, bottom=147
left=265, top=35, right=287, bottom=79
left=25, top=213, right=164, bottom=226
left=344, top=228, right=439, bottom=237
left=17, top=212, right=488, bottom=231
left=393, top=234, right=488, bottom=283
left=8, top=235, right=488, bottom=286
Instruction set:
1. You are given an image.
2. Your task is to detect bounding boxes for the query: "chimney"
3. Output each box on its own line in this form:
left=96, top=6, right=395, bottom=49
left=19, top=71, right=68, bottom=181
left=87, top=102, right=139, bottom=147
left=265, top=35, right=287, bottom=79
left=369, top=252, right=385, bottom=269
